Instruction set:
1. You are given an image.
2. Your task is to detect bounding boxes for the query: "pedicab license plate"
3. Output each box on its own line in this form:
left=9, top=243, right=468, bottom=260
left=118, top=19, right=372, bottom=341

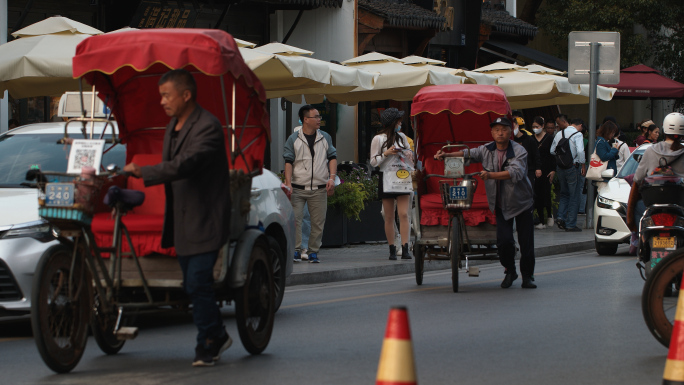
left=449, top=186, right=468, bottom=200
left=45, top=183, right=74, bottom=207
left=652, top=236, right=676, bottom=250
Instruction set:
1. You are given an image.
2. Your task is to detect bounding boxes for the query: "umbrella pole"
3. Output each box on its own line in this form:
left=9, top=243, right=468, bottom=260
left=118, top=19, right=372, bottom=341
left=89, top=84, right=96, bottom=139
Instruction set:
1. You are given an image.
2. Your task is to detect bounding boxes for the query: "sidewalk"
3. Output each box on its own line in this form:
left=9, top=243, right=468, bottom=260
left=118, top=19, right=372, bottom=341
left=286, top=217, right=595, bottom=286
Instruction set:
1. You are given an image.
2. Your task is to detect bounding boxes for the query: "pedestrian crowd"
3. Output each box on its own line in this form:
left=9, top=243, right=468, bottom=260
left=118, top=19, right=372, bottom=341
left=283, top=102, right=672, bottom=290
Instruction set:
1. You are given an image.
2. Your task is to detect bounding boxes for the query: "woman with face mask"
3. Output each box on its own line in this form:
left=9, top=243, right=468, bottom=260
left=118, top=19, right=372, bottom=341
left=512, top=116, right=542, bottom=186
left=532, top=116, right=556, bottom=229
left=370, top=108, right=414, bottom=260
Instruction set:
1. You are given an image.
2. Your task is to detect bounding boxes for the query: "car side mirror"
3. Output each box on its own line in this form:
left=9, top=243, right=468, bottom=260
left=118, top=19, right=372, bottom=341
left=632, top=153, right=643, bottom=162
left=601, top=169, right=614, bottom=179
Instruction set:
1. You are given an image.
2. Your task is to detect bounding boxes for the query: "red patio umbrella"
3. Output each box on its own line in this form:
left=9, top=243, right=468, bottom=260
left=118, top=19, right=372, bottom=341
left=607, top=64, right=684, bottom=99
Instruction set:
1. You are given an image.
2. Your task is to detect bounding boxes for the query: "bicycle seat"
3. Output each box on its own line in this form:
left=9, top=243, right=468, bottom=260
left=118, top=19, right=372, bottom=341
left=104, top=185, right=146, bottom=211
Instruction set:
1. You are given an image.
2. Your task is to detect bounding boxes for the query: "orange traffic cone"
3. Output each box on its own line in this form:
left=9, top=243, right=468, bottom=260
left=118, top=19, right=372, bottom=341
left=376, top=306, right=417, bottom=385
left=663, top=289, right=684, bottom=384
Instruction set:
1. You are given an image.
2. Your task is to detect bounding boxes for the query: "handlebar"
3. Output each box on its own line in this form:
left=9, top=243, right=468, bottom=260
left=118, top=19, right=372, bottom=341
left=424, top=171, right=481, bottom=180
left=439, top=144, right=471, bottom=159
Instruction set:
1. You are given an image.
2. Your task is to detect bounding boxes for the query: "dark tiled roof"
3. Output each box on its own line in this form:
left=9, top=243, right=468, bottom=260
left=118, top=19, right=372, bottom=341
left=268, top=0, right=343, bottom=8
left=359, top=0, right=446, bottom=29
left=481, top=6, right=537, bottom=38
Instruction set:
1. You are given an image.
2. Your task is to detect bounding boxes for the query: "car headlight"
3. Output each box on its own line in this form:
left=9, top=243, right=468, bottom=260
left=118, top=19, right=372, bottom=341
left=0, top=223, right=55, bottom=242
left=597, top=196, right=621, bottom=210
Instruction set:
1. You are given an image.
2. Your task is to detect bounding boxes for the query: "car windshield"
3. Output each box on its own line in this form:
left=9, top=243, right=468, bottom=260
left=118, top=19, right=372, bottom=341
left=616, top=149, right=646, bottom=178
left=0, top=133, right=126, bottom=187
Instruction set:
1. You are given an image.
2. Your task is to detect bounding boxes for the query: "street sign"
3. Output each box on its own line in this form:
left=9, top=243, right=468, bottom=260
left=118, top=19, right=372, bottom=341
left=568, top=32, right=620, bottom=85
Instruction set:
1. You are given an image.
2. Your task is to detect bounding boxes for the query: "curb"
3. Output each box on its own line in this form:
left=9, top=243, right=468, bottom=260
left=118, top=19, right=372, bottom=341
left=286, top=240, right=596, bottom=287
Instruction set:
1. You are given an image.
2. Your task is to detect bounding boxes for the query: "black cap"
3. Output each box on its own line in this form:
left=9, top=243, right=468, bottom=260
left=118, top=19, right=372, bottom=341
left=490, top=117, right=512, bottom=128
left=381, top=108, right=405, bottom=127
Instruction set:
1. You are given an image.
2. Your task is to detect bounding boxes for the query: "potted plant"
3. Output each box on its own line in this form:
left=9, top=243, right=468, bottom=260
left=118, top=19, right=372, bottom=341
left=322, top=167, right=386, bottom=246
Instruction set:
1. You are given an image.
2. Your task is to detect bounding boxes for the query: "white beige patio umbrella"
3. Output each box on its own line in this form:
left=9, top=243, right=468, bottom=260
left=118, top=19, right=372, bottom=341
left=400, top=55, right=498, bottom=87
left=0, top=16, right=104, bottom=99
left=472, top=61, right=616, bottom=109
left=294, top=52, right=472, bottom=105
left=239, top=43, right=377, bottom=100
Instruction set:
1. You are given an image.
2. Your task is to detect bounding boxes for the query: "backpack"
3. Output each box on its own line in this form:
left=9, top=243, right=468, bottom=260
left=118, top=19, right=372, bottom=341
left=555, top=129, right=580, bottom=169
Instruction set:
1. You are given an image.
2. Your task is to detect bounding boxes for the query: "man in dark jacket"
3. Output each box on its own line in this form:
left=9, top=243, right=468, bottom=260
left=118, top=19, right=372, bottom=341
left=124, top=69, right=232, bottom=367
left=512, top=117, right=542, bottom=184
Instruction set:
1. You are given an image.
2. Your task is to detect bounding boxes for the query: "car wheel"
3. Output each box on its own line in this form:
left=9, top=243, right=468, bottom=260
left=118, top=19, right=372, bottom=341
left=595, top=240, right=619, bottom=255
left=266, top=236, right=286, bottom=312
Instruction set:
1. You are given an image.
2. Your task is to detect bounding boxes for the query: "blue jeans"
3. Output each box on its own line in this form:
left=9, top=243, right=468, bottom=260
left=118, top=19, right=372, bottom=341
left=579, top=174, right=587, bottom=213
left=556, top=166, right=582, bottom=229
left=178, top=251, right=223, bottom=347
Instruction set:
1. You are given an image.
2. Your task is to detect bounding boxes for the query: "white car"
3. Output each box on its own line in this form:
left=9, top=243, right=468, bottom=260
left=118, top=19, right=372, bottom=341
left=0, top=121, right=293, bottom=317
left=593, top=144, right=651, bottom=255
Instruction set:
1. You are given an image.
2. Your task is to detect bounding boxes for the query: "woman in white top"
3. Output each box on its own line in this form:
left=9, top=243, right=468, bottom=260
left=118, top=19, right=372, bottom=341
left=370, top=108, right=414, bottom=260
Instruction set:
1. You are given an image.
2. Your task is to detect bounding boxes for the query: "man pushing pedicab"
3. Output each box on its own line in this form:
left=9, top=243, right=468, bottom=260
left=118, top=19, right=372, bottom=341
left=435, top=117, right=537, bottom=289
left=124, top=69, right=233, bottom=366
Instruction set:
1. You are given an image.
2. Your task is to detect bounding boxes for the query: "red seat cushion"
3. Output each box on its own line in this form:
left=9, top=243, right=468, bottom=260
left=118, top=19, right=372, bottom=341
left=420, top=157, right=494, bottom=227
left=91, top=213, right=176, bottom=257
left=91, top=153, right=175, bottom=257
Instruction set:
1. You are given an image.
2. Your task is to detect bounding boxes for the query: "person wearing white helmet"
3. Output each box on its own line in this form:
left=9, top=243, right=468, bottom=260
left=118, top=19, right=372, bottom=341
left=627, top=112, right=684, bottom=233
left=633, top=112, right=684, bottom=184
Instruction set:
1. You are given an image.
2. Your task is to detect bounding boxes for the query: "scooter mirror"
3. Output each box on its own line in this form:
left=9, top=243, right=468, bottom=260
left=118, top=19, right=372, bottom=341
left=106, top=163, right=120, bottom=173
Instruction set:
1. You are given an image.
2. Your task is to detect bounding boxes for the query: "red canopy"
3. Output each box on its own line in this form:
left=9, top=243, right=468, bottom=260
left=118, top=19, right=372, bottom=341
left=411, top=84, right=511, bottom=155
left=606, top=64, right=684, bottom=99
left=411, top=84, right=511, bottom=117
left=72, top=29, right=270, bottom=172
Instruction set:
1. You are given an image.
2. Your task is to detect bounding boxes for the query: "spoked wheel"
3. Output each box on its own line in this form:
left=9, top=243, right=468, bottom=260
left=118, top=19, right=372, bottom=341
left=90, top=292, right=125, bottom=355
left=642, top=248, right=684, bottom=348
left=450, top=217, right=461, bottom=293
left=31, top=244, right=91, bottom=373
left=266, top=236, right=286, bottom=312
left=414, top=244, right=424, bottom=285
left=235, top=237, right=275, bottom=355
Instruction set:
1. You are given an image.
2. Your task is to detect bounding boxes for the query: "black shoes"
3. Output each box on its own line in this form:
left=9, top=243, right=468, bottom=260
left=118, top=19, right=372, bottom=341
left=522, top=276, right=537, bottom=289
left=565, top=227, right=582, bottom=232
left=389, top=245, right=397, bottom=260
left=193, top=330, right=233, bottom=367
left=501, top=271, right=518, bottom=288
left=401, top=243, right=412, bottom=260
left=556, top=219, right=566, bottom=230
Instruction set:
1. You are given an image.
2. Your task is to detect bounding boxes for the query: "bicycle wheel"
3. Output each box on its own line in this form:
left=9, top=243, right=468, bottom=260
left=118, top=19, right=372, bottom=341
left=235, top=237, right=275, bottom=355
left=90, top=291, right=125, bottom=355
left=414, top=244, right=424, bottom=285
left=31, top=244, right=91, bottom=373
left=642, top=248, right=684, bottom=348
left=450, top=217, right=461, bottom=293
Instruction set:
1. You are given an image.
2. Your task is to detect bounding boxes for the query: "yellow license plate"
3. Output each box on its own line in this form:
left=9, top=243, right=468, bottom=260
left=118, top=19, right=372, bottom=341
left=653, top=237, right=676, bottom=249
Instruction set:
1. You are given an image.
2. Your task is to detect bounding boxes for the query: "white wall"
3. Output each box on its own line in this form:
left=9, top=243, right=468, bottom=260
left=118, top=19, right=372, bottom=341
left=269, top=1, right=357, bottom=172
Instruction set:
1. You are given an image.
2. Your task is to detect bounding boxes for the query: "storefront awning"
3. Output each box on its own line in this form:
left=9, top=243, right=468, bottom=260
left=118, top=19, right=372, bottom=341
left=482, top=40, right=568, bottom=72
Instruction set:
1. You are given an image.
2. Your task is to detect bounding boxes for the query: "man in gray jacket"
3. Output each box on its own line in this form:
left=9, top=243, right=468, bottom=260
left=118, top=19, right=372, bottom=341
left=283, top=105, right=337, bottom=263
left=124, top=69, right=232, bottom=366
left=435, top=117, right=537, bottom=288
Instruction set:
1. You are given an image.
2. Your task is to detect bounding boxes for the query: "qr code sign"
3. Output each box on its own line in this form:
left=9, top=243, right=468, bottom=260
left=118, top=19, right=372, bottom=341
left=73, top=149, right=96, bottom=169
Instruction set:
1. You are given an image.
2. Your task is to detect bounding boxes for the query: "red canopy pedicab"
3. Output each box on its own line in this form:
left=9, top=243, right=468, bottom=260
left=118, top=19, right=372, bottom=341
left=411, top=84, right=512, bottom=292
left=29, top=29, right=273, bottom=373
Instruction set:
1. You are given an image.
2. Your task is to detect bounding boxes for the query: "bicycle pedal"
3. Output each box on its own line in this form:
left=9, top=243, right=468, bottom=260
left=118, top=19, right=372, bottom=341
left=116, top=326, right=139, bottom=340
left=468, top=267, right=479, bottom=277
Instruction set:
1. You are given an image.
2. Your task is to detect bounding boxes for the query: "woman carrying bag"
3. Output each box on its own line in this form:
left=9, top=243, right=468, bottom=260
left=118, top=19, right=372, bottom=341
left=370, top=108, right=414, bottom=260
left=587, top=120, right=620, bottom=181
